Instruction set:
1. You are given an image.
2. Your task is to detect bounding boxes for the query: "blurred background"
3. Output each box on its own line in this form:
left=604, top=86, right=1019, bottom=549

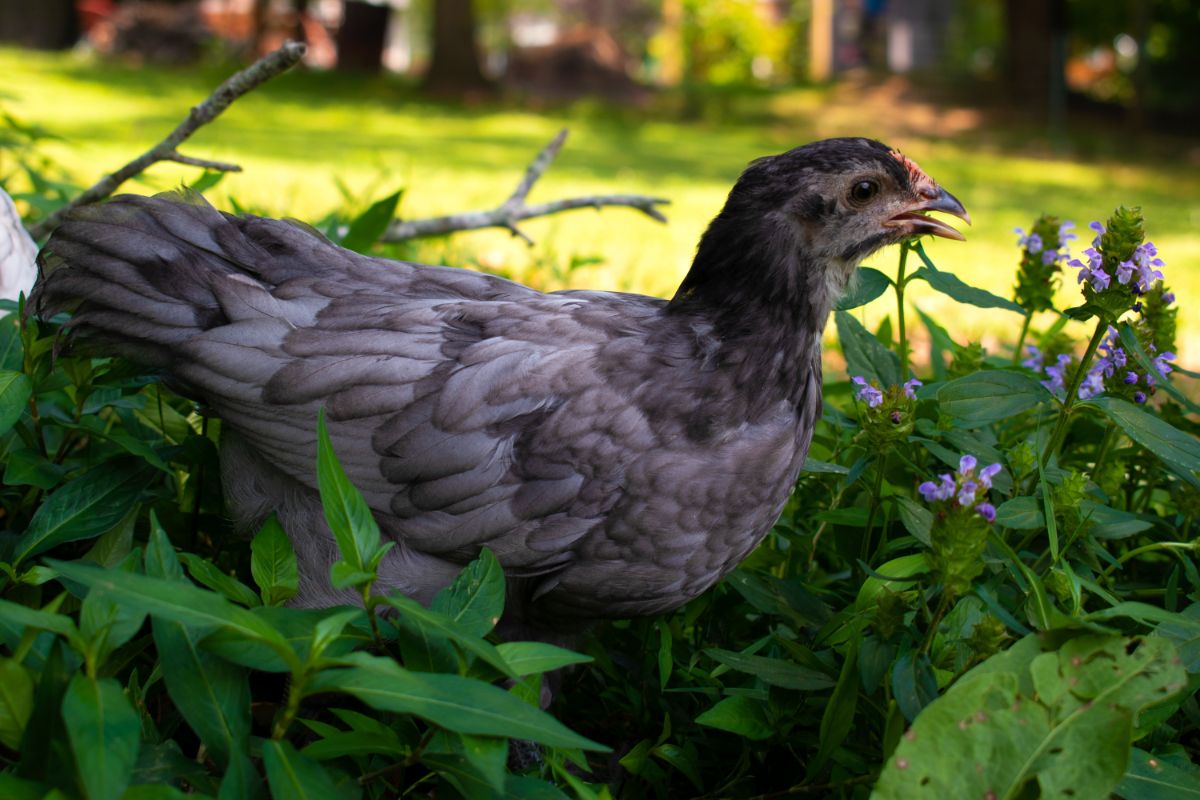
left=1, top=0, right=1198, bottom=361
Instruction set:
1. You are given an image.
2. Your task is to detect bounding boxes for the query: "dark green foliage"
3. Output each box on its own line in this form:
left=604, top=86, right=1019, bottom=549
left=0, top=161, right=1198, bottom=799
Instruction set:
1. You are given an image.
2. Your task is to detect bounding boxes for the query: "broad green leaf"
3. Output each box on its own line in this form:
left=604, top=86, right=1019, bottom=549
left=179, top=553, right=261, bottom=608
left=0, top=369, right=30, bottom=435
left=48, top=559, right=297, bottom=672
left=187, top=170, right=225, bottom=194
left=995, top=496, right=1044, bottom=530
left=891, top=650, right=937, bottom=722
left=495, top=641, right=592, bottom=677
left=262, top=740, right=343, bottom=800
left=912, top=266, right=1026, bottom=314
left=874, top=635, right=1187, bottom=799
left=302, top=730, right=409, bottom=760
left=1084, top=397, right=1200, bottom=475
left=308, top=652, right=605, bottom=750
left=836, top=310, right=901, bottom=387
left=3, top=447, right=66, bottom=489
left=316, top=410, right=382, bottom=575
left=836, top=267, right=891, bottom=311
left=695, top=695, right=772, bottom=740
left=705, top=648, right=834, bottom=690
left=937, top=370, right=1052, bottom=427
left=0, top=773, right=45, bottom=800
left=146, top=527, right=251, bottom=769
left=62, top=674, right=140, bottom=800
left=430, top=548, right=505, bottom=637
left=250, top=516, right=298, bottom=606
left=1081, top=501, right=1153, bottom=540
left=0, top=598, right=79, bottom=641
left=14, top=460, right=155, bottom=563
left=894, top=496, right=932, bottom=545
left=0, top=657, right=33, bottom=749
left=78, top=553, right=146, bottom=668
left=802, top=458, right=850, bottom=475
left=1117, top=747, right=1200, bottom=799
left=383, top=594, right=516, bottom=679
left=339, top=189, right=402, bottom=253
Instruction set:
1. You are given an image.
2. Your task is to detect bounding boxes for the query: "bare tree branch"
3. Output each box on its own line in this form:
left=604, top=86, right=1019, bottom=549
left=383, top=129, right=670, bottom=244
left=29, top=41, right=307, bottom=240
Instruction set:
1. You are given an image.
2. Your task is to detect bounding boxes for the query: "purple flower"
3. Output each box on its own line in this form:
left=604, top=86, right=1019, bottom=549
left=1134, top=391, right=1147, bottom=404
left=1059, top=221, right=1077, bottom=242
left=978, top=463, right=1002, bottom=489
left=1088, top=221, right=1105, bottom=247
left=918, top=481, right=939, bottom=502
left=903, top=378, right=922, bottom=400
left=1162, top=292, right=1175, bottom=305
left=1154, top=352, right=1176, bottom=377
left=959, top=454, right=977, bottom=475
left=1116, top=260, right=1135, bottom=285
left=975, top=502, right=996, bottom=523
left=1015, top=228, right=1043, bottom=254
left=852, top=376, right=883, bottom=408
left=1022, top=345, right=1044, bottom=371
left=1123, top=371, right=1138, bottom=385
left=1042, top=354, right=1072, bottom=395
left=1088, top=267, right=1111, bottom=291
left=1078, top=367, right=1106, bottom=400
left=936, top=474, right=956, bottom=501
left=958, top=480, right=978, bottom=506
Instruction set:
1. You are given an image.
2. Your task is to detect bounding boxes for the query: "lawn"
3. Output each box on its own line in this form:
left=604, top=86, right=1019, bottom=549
left=3, top=47, right=1199, bottom=365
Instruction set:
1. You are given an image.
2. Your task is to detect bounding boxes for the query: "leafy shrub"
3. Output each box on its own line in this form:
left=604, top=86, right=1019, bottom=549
left=1, top=122, right=1199, bottom=798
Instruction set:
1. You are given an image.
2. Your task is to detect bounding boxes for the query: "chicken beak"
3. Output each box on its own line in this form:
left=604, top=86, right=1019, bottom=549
left=885, top=186, right=971, bottom=241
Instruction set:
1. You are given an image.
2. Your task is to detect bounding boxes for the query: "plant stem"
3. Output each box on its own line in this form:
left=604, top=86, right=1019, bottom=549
left=860, top=454, right=888, bottom=566
left=1100, top=541, right=1195, bottom=580
left=1012, top=313, right=1033, bottom=366
left=272, top=673, right=307, bottom=740
left=1042, top=321, right=1108, bottom=466
left=895, top=243, right=911, bottom=380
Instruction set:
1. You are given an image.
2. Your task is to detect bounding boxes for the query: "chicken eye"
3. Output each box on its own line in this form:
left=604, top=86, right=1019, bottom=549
left=849, top=179, right=879, bottom=204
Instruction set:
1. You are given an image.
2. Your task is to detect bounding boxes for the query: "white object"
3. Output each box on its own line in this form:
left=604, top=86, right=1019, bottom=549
left=0, top=188, right=37, bottom=302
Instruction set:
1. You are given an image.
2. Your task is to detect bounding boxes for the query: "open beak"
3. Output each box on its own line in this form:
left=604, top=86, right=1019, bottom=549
left=884, top=187, right=971, bottom=241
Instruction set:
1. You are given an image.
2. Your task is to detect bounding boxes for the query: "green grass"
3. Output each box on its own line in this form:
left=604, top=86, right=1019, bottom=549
left=3, top=47, right=1199, bottom=367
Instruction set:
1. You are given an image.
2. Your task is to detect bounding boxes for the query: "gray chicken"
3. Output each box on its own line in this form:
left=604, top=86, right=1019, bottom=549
left=31, top=137, right=967, bottom=637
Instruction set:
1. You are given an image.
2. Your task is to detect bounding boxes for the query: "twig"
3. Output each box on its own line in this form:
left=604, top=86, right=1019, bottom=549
left=28, top=41, right=308, bottom=240
left=382, top=129, right=670, bottom=244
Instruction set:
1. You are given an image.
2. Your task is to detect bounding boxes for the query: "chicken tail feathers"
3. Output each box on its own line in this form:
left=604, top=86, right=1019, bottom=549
left=29, top=192, right=344, bottom=368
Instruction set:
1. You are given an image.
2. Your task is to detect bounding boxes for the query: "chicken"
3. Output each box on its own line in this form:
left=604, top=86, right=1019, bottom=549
left=0, top=187, right=38, bottom=303
left=30, top=137, right=967, bottom=636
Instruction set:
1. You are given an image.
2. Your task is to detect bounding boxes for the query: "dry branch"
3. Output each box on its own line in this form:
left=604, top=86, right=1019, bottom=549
left=28, top=41, right=307, bottom=239
left=383, top=129, right=670, bottom=244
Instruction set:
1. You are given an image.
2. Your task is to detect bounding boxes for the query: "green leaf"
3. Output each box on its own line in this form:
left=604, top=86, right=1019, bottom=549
left=894, top=496, right=933, bottom=546
left=937, top=370, right=1053, bottom=427
left=802, top=458, right=850, bottom=475
left=836, top=267, right=891, bottom=311
left=187, top=170, right=225, bottom=194
left=912, top=266, right=1026, bottom=314
left=0, top=369, right=30, bottom=435
left=250, top=516, right=299, bottom=606
left=705, top=648, right=834, bottom=690
left=812, top=639, right=860, bottom=773
left=383, top=595, right=516, bottom=679
left=339, top=189, right=402, bottom=253
left=695, top=695, right=773, bottom=740
left=2, top=448, right=66, bottom=490
left=891, top=650, right=937, bottom=722
left=1084, top=396, right=1200, bottom=475
left=495, top=641, right=592, bottom=677
left=14, top=460, right=155, bottom=563
left=146, top=527, right=251, bottom=769
left=429, top=548, right=505, bottom=638
left=995, top=496, right=1045, bottom=530
left=262, top=740, right=343, bottom=800
left=179, top=553, right=261, bottom=608
left=308, top=652, right=605, bottom=750
left=62, top=674, right=140, bottom=800
left=424, top=731, right=508, bottom=797
left=316, top=409, right=382, bottom=576
left=1117, top=747, right=1200, bottom=799
left=657, top=621, right=672, bottom=691
left=302, top=730, right=409, bottom=760
left=874, top=635, right=1187, bottom=799
left=836, top=310, right=901, bottom=387
left=0, top=657, right=33, bottom=749
left=48, top=559, right=297, bottom=671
